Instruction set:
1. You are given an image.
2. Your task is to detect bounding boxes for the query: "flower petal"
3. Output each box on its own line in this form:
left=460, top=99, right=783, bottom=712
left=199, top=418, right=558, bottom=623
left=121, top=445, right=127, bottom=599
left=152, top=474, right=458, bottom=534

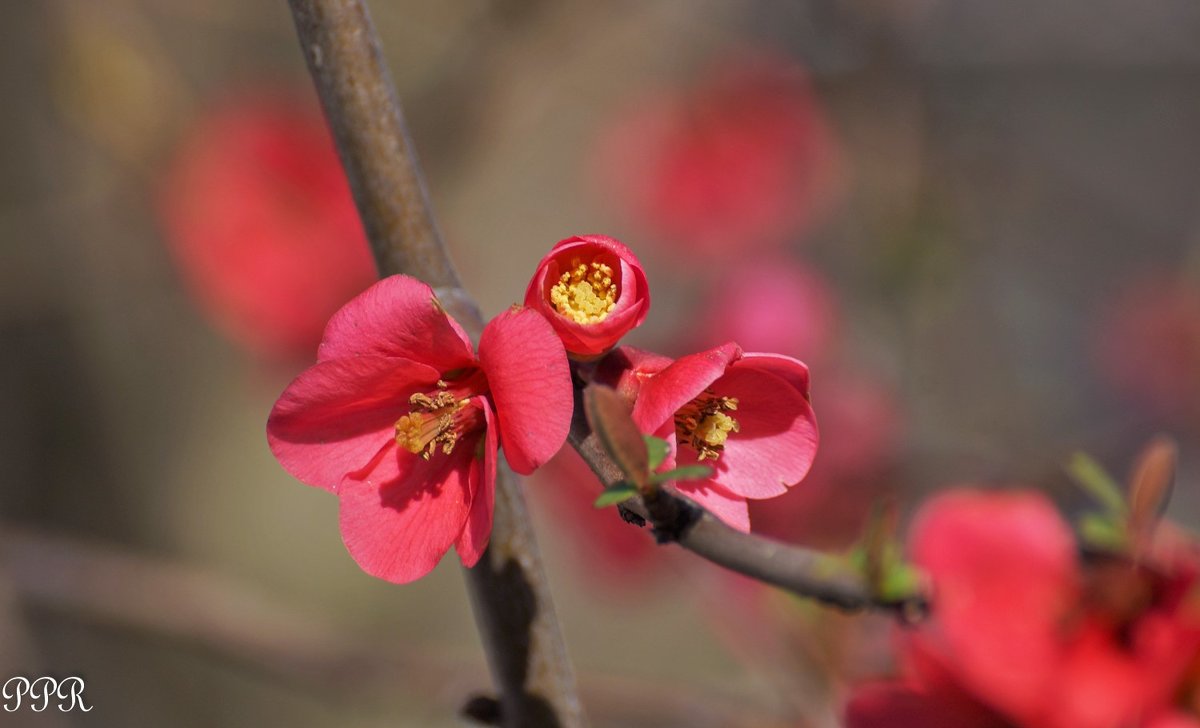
left=318, top=274, right=475, bottom=369
left=706, top=364, right=818, bottom=498
left=478, top=307, right=572, bottom=474
left=910, top=489, right=1079, bottom=723
left=267, top=356, right=441, bottom=491
left=674, top=478, right=750, bottom=532
left=739, top=352, right=811, bottom=400
left=632, top=342, right=742, bottom=433
left=845, top=682, right=1009, bottom=728
left=455, top=400, right=497, bottom=567
left=338, top=442, right=472, bottom=583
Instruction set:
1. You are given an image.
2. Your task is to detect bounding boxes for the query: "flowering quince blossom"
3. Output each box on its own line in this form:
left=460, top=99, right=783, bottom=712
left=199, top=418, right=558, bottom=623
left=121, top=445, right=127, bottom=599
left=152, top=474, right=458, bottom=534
left=524, top=234, right=650, bottom=358
left=846, top=489, right=1200, bottom=728
left=593, top=54, right=842, bottom=258
left=160, top=90, right=376, bottom=360
left=626, top=342, right=819, bottom=531
left=267, top=275, right=572, bottom=583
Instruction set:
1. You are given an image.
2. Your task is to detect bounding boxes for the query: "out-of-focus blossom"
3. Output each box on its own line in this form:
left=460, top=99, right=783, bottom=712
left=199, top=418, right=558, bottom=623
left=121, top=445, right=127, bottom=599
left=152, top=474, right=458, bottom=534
left=750, top=375, right=900, bottom=549
left=160, top=90, right=377, bottom=360
left=630, top=342, right=818, bottom=531
left=594, top=54, right=842, bottom=258
left=692, top=258, right=839, bottom=361
left=524, top=235, right=650, bottom=358
left=846, top=489, right=1200, bottom=728
left=267, top=275, right=572, bottom=583
left=1095, top=274, right=1200, bottom=422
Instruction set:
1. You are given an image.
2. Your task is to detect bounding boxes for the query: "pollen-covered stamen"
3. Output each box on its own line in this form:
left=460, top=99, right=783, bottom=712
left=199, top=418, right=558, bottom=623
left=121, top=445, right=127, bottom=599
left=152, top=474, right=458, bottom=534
left=394, top=388, right=474, bottom=459
left=675, top=390, right=740, bottom=461
left=549, top=257, right=618, bottom=324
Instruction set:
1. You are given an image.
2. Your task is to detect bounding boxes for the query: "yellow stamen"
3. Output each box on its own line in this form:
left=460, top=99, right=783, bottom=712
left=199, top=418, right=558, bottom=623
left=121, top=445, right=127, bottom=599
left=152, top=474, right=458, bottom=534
left=395, top=391, right=468, bottom=459
left=549, top=257, right=618, bottom=324
left=675, top=391, right=740, bottom=461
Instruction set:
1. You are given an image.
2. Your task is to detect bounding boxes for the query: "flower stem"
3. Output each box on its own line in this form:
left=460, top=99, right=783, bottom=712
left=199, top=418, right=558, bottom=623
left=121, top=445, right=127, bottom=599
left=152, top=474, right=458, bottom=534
left=285, top=2, right=585, bottom=725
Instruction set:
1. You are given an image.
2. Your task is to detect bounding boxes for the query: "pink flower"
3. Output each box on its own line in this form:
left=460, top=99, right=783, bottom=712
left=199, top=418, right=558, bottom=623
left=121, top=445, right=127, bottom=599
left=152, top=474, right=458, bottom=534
left=594, top=54, right=842, bottom=257
left=692, top=258, right=839, bottom=362
left=267, top=275, right=572, bottom=583
left=524, top=235, right=651, bottom=358
left=846, top=489, right=1200, bottom=728
left=159, top=89, right=377, bottom=360
left=1094, top=274, right=1200, bottom=422
left=630, top=343, right=818, bottom=531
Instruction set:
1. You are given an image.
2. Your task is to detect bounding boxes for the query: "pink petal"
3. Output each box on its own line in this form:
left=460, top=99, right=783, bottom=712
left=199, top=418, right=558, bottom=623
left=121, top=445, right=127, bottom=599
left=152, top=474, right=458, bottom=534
left=317, top=274, right=475, bottom=370
left=674, top=478, right=750, bottom=532
left=267, top=356, right=441, bottom=491
left=338, top=442, right=473, bottom=583
left=478, top=307, right=572, bottom=474
left=910, top=489, right=1079, bottom=724
left=845, top=682, right=1009, bottom=728
left=739, top=352, right=811, bottom=400
left=632, top=342, right=742, bottom=433
left=455, top=400, right=497, bottom=567
left=705, top=364, right=818, bottom=498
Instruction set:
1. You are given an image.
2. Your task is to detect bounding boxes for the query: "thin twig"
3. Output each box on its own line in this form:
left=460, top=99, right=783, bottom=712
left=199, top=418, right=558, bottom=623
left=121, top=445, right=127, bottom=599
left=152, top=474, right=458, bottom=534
left=285, top=2, right=583, bottom=726
left=568, top=387, right=928, bottom=618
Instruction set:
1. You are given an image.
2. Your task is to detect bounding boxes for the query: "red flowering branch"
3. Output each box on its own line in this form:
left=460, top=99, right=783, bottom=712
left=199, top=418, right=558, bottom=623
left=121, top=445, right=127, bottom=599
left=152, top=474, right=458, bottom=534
left=569, top=386, right=927, bottom=617
left=285, top=2, right=583, bottom=726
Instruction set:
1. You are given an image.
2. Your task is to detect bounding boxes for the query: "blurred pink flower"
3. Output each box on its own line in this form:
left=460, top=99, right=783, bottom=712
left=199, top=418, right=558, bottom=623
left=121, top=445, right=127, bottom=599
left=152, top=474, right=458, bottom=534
left=159, top=89, right=377, bottom=360
left=1095, top=274, right=1200, bottom=422
left=267, top=276, right=572, bottom=583
left=594, top=54, right=842, bottom=258
left=692, top=258, right=839, bottom=361
left=847, top=489, right=1200, bottom=728
left=750, top=374, right=900, bottom=549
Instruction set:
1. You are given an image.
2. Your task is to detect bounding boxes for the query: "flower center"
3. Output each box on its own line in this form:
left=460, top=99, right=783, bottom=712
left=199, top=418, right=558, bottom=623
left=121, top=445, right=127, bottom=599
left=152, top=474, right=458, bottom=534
left=675, top=391, right=740, bottom=461
left=549, top=257, right=618, bottom=324
left=394, top=383, right=476, bottom=459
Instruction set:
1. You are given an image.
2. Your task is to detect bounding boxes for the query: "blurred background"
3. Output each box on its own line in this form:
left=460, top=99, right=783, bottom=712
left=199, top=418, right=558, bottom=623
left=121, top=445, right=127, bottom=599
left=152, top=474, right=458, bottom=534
left=3, top=0, right=1200, bottom=725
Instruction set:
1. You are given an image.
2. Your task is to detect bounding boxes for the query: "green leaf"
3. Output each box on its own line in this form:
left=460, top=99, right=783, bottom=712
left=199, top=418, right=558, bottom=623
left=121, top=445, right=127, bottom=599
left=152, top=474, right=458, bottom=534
left=644, top=436, right=669, bottom=471
left=878, top=562, right=923, bottom=603
left=1077, top=512, right=1129, bottom=552
left=1065, top=452, right=1127, bottom=517
left=583, top=385, right=649, bottom=490
left=594, top=483, right=638, bottom=508
left=650, top=464, right=712, bottom=484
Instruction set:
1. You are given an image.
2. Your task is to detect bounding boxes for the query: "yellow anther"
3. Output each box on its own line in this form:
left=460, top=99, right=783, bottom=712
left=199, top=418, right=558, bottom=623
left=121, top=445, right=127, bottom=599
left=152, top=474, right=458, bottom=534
left=675, top=391, right=740, bottom=461
left=395, top=392, right=468, bottom=459
left=549, top=257, right=618, bottom=324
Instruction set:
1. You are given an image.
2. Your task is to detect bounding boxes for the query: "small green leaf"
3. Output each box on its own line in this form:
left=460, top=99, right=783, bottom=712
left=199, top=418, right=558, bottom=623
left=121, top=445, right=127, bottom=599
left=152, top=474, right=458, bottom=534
left=1066, top=452, right=1127, bottom=517
left=1077, top=512, right=1129, bottom=552
left=594, top=483, right=638, bottom=508
left=645, top=436, right=669, bottom=471
left=878, top=562, right=923, bottom=603
left=650, top=464, right=712, bottom=484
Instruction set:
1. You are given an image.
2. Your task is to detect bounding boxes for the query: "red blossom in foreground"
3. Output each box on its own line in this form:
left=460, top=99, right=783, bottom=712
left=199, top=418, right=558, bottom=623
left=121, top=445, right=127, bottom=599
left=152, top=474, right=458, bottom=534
left=594, top=54, right=842, bottom=258
left=1095, top=274, right=1200, bottom=422
left=524, top=234, right=650, bottom=358
left=846, top=489, right=1200, bottom=728
left=160, top=90, right=376, bottom=360
left=630, top=343, right=818, bottom=531
left=267, top=275, right=572, bottom=583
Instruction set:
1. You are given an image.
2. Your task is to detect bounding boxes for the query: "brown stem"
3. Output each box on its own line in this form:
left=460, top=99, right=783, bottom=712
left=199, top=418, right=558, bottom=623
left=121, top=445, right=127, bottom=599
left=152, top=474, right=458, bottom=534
left=285, top=2, right=583, bottom=725
left=568, top=387, right=928, bottom=619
